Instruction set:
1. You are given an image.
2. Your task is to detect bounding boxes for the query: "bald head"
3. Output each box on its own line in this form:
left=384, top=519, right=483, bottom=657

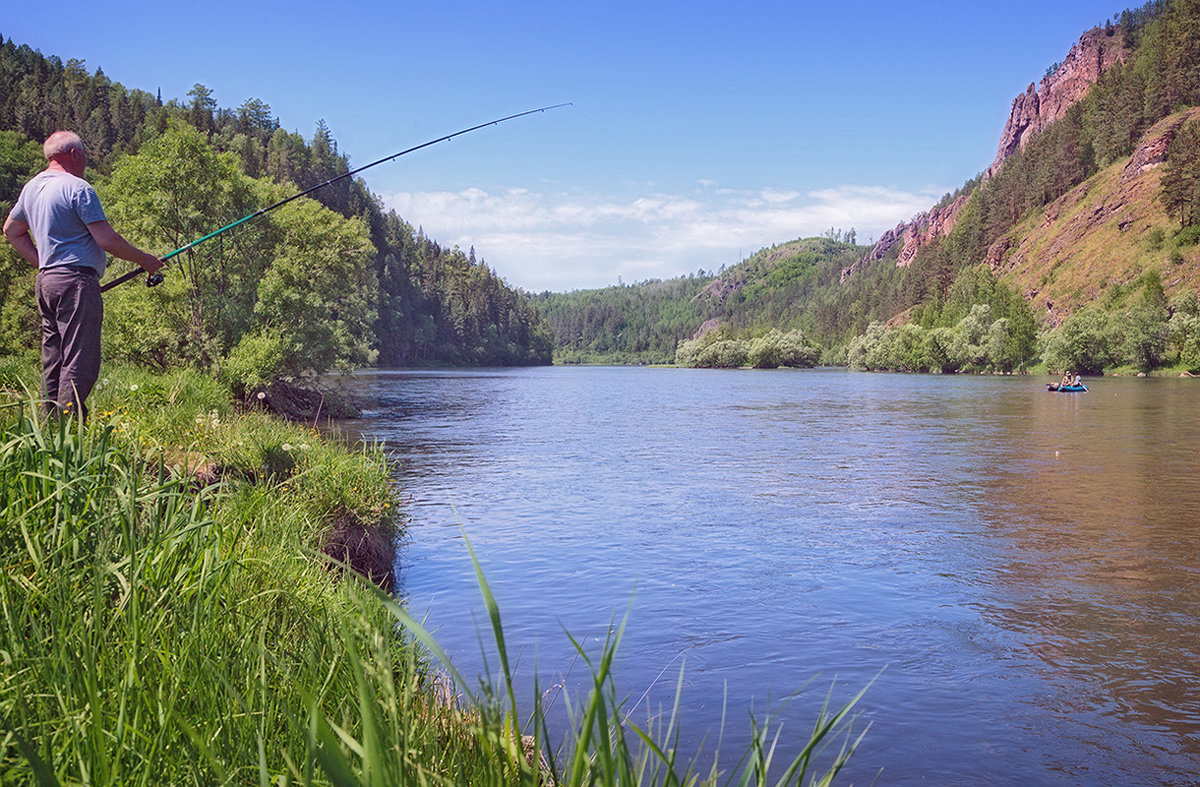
left=43, top=131, right=87, bottom=177
left=44, top=131, right=85, bottom=160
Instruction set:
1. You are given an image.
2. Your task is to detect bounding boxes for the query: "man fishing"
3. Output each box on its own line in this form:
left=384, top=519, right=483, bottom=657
left=3, top=130, right=162, bottom=420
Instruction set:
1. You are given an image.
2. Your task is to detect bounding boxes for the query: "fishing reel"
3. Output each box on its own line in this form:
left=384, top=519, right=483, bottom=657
left=147, top=272, right=164, bottom=287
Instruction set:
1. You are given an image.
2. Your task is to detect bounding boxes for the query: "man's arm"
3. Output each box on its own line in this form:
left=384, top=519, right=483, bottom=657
left=87, top=221, right=163, bottom=273
left=2, top=215, right=40, bottom=267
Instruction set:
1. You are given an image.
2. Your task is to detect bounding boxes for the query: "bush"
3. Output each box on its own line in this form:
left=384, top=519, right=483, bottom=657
left=1176, top=225, right=1200, bottom=247
left=1168, top=291, right=1200, bottom=371
left=674, top=337, right=706, bottom=366
left=697, top=339, right=748, bottom=368
left=1122, top=302, right=1169, bottom=371
left=222, top=328, right=288, bottom=398
left=1041, top=308, right=1120, bottom=374
left=1147, top=226, right=1167, bottom=251
left=747, top=329, right=820, bottom=368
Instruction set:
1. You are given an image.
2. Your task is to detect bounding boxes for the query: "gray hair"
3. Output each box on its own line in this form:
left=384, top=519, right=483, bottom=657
left=43, top=131, right=85, bottom=160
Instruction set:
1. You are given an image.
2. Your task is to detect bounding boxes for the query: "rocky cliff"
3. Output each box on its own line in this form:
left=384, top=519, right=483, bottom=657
left=842, top=26, right=1128, bottom=285
left=840, top=193, right=969, bottom=283
left=985, top=26, right=1128, bottom=179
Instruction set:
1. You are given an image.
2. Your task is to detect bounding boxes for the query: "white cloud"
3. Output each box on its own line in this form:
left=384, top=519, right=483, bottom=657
left=380, top=182, right=942, bottom=292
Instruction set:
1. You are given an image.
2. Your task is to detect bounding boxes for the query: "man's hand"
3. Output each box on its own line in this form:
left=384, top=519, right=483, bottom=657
left=87, top=221, right=163, bottom=273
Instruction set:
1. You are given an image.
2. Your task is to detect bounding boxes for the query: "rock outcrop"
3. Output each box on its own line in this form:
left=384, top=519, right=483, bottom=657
left=986, top=27, right=1128, bottom=179
left=840, top=194, right=969, bottom=282
left=1121, top=109, right=1199, bottom=182
left=842, top=26, right=1127, bottom=285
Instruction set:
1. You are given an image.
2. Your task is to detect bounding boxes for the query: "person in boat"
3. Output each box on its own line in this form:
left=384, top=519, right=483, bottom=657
left=1061, top=371, right=1073, bottom=388
left=1072, top=374, right=1083, bottom=387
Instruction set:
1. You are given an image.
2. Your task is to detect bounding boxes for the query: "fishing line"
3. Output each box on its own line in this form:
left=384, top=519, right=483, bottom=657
left=102, top=103, right=572, bottom=293
left=569, top=104, right=687, bottom=195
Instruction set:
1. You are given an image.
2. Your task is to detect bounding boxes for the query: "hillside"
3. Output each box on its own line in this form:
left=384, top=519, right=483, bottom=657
left=993, top=107, right=1200, bottom=322
left=543, top=0, right=1200, bottom=374
left=0, top=36, right=553, bottom=372
left=533, top=235, right=868, bottom=364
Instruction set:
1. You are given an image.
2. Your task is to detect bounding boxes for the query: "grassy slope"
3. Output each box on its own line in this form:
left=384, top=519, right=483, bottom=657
left=992, top=108, right=1200, bottom=320
left=0, top=362, right=493, bottom=784
left=0, top=359, right=869, bottom=785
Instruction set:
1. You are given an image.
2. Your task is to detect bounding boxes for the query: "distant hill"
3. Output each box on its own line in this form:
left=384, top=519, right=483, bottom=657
left=0, top=35, right=552, bottom=367
left=532, top=235, right=869, bottom=364
left=540, top=0, right=1200, bottom=373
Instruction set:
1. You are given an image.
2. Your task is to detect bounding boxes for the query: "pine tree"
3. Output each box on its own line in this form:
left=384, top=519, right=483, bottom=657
left=1161, top=116, right=1200, bottom=227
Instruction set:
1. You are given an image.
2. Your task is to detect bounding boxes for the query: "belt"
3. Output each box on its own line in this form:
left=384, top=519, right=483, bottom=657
left=41, top=265, right=99, bottom=277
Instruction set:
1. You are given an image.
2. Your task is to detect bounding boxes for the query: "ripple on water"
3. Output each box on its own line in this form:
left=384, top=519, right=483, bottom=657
left=336, top=368, right=1200, bottom=786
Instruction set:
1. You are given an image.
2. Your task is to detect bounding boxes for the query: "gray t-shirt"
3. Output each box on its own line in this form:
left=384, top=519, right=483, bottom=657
left=9, top=170, right=108, bottom=275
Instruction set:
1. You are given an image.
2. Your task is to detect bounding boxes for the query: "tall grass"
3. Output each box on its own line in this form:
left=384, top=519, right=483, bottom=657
left=0, top=367, right=870, bottom=785
left=0, top=391, right=488, bottom=784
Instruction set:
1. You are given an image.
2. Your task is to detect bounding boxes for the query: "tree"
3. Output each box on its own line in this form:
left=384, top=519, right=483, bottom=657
left=0, top=130, right=45, bottom=353
left=186, top=83, right=216, bottom=134
left=237, top=185, right=377, bottom=382
left=1160, top=116, right=1200, bottom=227
left=236, top=97, right=273, bottom=133
left=101, top=122, right=264, bottom=369
left=0, top=130, right=43, bottom=211
left=1168, top=289, right=1200, bottom=370
left=265, top=128, right=307, bottom=185
left=1121, top=271, right=1170, bottom=371
left=99, top=123, right=377, bottom=388
left=746, top=329, right=820, bottom=368
left=1041, top=308, right=1119, bottom=375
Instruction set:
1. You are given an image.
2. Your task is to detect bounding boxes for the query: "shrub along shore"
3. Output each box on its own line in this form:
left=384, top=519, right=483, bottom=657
left=0, top=359, right=867, bottom=786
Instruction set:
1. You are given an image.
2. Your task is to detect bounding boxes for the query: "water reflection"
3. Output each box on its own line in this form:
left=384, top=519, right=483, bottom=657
left=334, top=368, right=1200, bottom=785
left=966, top=379, right=1200, bottom=778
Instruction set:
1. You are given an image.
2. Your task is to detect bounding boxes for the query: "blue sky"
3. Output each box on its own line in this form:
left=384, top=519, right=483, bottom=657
left=7, top=1, right=1122, bottom=291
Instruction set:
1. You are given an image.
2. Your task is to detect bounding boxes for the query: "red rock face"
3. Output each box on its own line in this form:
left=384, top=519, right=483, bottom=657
left=986, top=27, right=1127, bottom=179
left=843, top=26, right=1128, bottom=284
left=840, top=194, right=969, bottom=281
left=1121, top=110, right=1200, bottom=182
left=896, top=194, right=970, bottom=268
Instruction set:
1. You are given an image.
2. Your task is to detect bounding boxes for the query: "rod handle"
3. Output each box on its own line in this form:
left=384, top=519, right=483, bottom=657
left=99, top=267, right=165, bottom=293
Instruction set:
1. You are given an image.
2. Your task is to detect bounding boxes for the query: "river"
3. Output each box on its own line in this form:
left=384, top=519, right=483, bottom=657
left=336, top=366, right=1200, bottom=785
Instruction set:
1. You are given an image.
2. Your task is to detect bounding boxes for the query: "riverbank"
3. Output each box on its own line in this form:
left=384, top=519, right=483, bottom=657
left=0, top=363, right=498, bottom=782
left=0, top=361, right=867, bottom=785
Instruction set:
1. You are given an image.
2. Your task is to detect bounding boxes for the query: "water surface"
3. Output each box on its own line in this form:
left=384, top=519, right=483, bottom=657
left=338, top=367, right=1200, bottom=784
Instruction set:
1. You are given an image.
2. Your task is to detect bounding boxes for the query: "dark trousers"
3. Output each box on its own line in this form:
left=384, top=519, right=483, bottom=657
left=35, top=268, right=103, bottom=420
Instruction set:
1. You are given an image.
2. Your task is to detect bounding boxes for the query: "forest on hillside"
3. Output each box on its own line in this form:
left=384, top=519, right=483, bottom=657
left=539, top=0, right=1200, bottom=375
left=5, top=0, right=1200, bottom=380
left=863, top=0, right=1200, bottom=374
left=0, top=35, right=553, bottom=388
left=898, top=1, right=1198, bottom=298
left=533, top=234, right=882, bottom=365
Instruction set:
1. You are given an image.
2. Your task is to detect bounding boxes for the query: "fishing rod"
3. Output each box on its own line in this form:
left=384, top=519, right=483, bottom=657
left=101, top=102, right=572, bottom=293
